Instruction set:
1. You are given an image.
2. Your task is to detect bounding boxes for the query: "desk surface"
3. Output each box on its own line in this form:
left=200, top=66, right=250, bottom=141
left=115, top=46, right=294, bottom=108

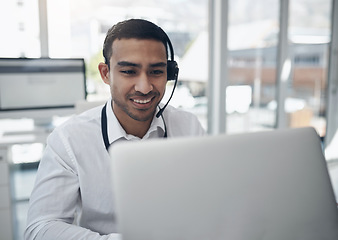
left=0, top=118, right=58, bottom=146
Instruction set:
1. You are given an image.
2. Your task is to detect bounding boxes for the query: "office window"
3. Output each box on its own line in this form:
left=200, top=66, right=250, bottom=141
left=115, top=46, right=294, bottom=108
left=286, top=0, right=331, bottom=136
left=224, top=0, right=332, bottom=135
left=0, top=0, right=40, bottom=57
left=227, top=0, right=279, bottom=134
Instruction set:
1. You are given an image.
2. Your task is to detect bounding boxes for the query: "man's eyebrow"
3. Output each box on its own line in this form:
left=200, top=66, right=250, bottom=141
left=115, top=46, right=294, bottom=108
left=117, top=61, right=141, bottom=68
left=117, top=61, right=167, bottom=68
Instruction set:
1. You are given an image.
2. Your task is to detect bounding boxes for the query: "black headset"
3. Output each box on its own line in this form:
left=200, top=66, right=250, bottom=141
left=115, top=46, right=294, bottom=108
left=156, top=29, right=179, bottom=118
left=101, top=29, right=179, bottom=150
left=167, top=60, right=179, bottom=81
left=166, top=32, right=179, bottom=81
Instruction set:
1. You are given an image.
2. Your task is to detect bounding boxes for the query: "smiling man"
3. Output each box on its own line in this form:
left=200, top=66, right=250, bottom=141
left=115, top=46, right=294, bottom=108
left=25, top=19, right=205, bottom=240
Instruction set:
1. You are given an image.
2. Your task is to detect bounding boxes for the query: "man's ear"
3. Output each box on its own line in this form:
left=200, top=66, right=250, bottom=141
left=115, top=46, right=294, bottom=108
left=98, top=62, right=110, bottom=84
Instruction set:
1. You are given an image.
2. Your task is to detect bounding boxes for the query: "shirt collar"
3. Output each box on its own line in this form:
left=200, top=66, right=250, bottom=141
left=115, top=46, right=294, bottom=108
left=105, top=99, right=166, bottom=145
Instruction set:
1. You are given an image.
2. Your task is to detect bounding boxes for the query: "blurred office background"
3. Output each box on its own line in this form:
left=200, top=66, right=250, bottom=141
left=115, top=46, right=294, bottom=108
left=0, top=0, right=338, bottom=239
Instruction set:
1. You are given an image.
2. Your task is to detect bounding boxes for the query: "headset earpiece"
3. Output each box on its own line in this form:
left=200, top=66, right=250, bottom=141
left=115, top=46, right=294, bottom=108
left=167, top=60, right=179, bottom=81
left=156, top=28, right=179, bottom=118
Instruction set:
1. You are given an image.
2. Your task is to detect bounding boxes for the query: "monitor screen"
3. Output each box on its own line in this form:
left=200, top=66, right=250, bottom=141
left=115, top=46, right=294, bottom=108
left=0, top=58, right=87, bottom=125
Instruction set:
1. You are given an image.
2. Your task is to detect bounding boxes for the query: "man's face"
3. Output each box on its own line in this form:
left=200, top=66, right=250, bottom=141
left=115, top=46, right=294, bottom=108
left=103, top=38, right=167, bottom=123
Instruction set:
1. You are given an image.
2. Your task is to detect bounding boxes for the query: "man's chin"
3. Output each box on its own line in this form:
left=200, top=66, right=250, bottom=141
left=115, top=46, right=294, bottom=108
left=127, top=108, right=157, bottom=122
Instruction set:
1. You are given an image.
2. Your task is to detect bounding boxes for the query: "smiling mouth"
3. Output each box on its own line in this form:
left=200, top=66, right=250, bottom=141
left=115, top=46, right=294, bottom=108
left=133, top=98, right=152, bottom=104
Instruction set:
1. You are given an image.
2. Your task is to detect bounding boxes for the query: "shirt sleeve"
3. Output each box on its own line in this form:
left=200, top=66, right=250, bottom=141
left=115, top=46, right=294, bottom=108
left=166, top=107, right=206, bottom=137
left=24, top=130, right=117, bottom=240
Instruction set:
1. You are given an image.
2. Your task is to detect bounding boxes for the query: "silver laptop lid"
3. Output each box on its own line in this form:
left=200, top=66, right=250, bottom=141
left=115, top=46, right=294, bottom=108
left=110, top=127, right=338, bottom=240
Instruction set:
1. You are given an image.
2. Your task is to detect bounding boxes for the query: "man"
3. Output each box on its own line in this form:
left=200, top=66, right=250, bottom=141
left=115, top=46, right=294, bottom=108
left=24, top=19, right=205, bottom=240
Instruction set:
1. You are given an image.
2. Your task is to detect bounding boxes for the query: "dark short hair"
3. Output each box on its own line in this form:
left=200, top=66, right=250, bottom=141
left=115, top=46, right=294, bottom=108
left=103, top=19, right=169, bottom=68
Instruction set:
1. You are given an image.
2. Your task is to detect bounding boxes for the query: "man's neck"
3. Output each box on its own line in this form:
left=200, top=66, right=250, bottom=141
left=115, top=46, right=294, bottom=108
left=121, top=118, right=152, bottom=138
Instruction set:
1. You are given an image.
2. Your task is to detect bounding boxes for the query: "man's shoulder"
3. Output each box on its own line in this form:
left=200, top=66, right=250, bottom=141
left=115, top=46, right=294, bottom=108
left=163, top=105, right=205, bottom=136
left=53, top=105, right=103, bottom=135
left=164, top=104, right=198, bottom=119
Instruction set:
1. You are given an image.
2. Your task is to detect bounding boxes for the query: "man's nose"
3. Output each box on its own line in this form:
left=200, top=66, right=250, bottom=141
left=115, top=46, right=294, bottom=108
left=134, top=72, right=153, bottom=94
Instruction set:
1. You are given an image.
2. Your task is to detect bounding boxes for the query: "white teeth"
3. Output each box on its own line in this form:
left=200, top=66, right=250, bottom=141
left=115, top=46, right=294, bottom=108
left=133, top=99, right=151, bottom=104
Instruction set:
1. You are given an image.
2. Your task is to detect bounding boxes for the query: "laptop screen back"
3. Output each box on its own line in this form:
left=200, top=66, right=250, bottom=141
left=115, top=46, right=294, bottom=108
left=109, top=127, right=338, bottom=240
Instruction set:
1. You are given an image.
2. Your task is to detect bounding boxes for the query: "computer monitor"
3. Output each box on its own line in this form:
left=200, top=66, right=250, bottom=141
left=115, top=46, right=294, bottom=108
left=0, top=58, right=87, bottom=128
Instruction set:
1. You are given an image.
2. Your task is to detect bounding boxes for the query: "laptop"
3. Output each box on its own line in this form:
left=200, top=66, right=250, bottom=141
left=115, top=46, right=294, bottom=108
left=109, top=127, right=338, bottom=240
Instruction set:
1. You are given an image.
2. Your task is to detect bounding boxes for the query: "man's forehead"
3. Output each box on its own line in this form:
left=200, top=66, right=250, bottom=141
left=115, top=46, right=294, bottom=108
left=110, top=38, right=167, bottom=64
left=111, top=38, right=166, bottom=52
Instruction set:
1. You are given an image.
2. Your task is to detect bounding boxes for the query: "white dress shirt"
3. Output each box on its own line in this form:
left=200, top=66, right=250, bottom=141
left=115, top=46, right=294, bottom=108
left=24, top=100, right=205, bottom=240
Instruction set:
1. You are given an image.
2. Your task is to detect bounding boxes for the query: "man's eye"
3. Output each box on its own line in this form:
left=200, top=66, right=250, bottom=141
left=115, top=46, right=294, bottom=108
left=150, top=70, right=164, bottom=75
left=120, top=70, right=136, bottom=75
